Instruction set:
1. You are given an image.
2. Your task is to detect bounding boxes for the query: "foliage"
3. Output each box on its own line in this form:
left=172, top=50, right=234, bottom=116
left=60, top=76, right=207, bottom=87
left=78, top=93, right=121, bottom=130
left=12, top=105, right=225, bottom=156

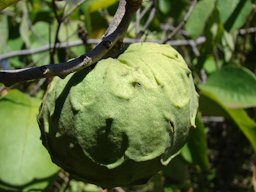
left=0, top=0, right=256, bottom=191
left=0, top=90, right=59, bottom=191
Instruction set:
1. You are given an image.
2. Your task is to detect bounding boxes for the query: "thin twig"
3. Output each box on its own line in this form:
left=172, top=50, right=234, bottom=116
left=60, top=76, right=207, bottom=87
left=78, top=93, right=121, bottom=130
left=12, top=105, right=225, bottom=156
left=62, top=0, right=87, bottom=21
left=136, top=1, right=156, bottom=38
left=163, top=0, right=197, bottom=43
left=142, top=5, right=155, bottom=32
left=0, top=37, right=206, bottom=61
left=0, top=0, right=142, bottom=86
left=168, top=36, right=206, bottom=46
left=29, top=78, right=47, bottom=96
left=50, top=0, right=68, bottom=63
left=239, top=27, right=256, bottom=35
left=0, top=39, right=98, bottom=60
left=139, top=0, right=154, bottom=19
left=130, top=0, right=154, bottom=34
left=189, top=40, right=200, bottom=56
left=162, top=24, right=189, bottom=38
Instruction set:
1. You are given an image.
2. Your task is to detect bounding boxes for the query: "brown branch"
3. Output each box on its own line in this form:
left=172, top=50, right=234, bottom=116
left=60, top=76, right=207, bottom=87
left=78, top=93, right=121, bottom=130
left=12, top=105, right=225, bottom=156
left=0, top=0, right=142, bottom=86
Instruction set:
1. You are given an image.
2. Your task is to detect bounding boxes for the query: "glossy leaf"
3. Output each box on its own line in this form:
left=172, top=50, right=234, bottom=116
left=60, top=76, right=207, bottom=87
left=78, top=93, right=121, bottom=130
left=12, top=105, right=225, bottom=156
left=226, top=108, right=256, bottom=152
left=185, top=0, right=216, bottom=38
left=217, top=0, right=253, bottom=31
left=200, top=90, right=256, bottom=152
left=200, top=66, right=256, bottom=108
left=0, top=90, right=59, bottom=191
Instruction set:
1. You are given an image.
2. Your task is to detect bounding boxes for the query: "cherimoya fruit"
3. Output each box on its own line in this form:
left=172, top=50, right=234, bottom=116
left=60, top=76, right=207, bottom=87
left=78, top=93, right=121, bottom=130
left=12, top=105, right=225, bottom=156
left=38, top=42, right=199, bottom=188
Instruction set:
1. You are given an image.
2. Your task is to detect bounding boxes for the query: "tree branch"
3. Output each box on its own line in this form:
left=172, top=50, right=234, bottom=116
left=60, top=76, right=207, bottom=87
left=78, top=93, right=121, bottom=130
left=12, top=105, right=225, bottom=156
left=0, top=0, right=142, bottom=86
left=0, top=37, right=207, bottom=61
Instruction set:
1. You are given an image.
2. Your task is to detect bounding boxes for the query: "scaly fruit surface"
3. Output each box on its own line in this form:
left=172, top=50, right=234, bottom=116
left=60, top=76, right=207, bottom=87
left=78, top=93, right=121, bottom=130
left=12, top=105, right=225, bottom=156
left=38, top=42, right=198, bottom=188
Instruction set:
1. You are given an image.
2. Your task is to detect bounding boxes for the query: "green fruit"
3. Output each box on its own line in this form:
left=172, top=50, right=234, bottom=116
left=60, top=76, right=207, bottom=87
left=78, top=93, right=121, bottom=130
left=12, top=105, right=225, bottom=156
left=38, top=42, right=198, bottom=188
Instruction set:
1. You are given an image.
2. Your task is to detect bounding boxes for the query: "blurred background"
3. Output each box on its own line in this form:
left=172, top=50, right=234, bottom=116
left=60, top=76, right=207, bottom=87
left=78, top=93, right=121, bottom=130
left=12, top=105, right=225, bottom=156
left=0, top=0, right=256, bottom=191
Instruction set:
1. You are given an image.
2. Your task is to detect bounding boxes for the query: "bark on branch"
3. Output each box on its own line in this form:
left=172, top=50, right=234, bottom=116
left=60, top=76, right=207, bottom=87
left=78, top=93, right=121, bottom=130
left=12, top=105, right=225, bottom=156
left=0, top=0, right=142, bottom=86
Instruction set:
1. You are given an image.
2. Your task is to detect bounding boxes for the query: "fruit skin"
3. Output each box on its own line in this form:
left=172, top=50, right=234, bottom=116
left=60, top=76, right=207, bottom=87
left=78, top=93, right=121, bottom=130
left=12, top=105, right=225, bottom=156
left=38, top=42, right=198, bottom=188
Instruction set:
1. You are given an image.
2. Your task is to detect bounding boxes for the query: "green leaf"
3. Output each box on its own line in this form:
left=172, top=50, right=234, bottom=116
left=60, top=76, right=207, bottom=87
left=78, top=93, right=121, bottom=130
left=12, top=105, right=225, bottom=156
left=83, top=0, right=117, bottom=13
left=8, top=38, right=25, bottom=68
left=58, top=20, right=82, bottom=42
left=200, top=91, right=256, bottom=152
left=226, top=108, right=256, bottom=152
left=221, top=31, right=236, bottom=62
left=185, top=0, right=216, bottom=38
left=30, top=22, right=51, bottom=65
left=200, top=66, right=256, bottom=108
left=0, top=0, right=20, bottom=11
left=0, top=90, right=59, bottom=191
left=187, top=114, right=209, bottom=171
left=82, top=0, right=117, bottom=34
left=199, top=93, right=228, bottom=117
left=217, top=0, right=253, bottom=31
left=158, top=0, right=171, bottom=15
left=180, top=144, right=192, bottom=164
left=203, top=56, right=220, bottom=74
left=199, top=65, right=256, bottom=152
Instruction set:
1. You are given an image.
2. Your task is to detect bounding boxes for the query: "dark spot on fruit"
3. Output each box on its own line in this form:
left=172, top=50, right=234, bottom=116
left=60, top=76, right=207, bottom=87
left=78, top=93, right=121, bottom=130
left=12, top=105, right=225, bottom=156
left=105, top=118, right=114, bottom=133
left=132, top=81, right=141, bottom=87
left=86, top=118, right=128, bottom=165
